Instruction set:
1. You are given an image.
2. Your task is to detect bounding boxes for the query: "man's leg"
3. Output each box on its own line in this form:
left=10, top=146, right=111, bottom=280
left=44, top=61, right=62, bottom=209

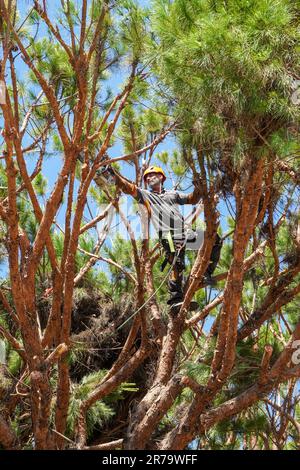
left=167, top=249, right=185, bottom=305
left=160, top=238, right=182, bottom=304
left=160, top=238, right=185, bottom=304
left=167, top=241, right=199, bottom=313
left=161, top=239, right=198, bottom=313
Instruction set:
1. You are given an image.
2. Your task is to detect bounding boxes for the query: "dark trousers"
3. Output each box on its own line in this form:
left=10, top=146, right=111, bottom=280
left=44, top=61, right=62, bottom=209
left=161, top=238, right=186, bottom=304
left=161, top=234, right=222, bottom=305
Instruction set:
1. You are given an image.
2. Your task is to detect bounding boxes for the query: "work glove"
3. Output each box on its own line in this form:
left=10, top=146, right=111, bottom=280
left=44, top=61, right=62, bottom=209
left=95, top=164, right=116, bottom=185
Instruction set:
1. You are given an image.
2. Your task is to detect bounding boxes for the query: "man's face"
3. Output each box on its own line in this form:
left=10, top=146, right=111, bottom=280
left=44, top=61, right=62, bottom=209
left=146, top=172, right=164, bottom=190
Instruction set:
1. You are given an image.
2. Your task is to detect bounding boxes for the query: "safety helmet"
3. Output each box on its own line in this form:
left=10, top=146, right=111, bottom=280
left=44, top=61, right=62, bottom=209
left=143, top=166, right=166, bottom=182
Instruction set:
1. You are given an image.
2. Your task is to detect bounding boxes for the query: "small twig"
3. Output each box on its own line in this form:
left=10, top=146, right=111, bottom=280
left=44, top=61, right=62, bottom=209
left=83, top=438, right=123, bottom=450
left=52, top=428, right=76, bottom=446
left=45, top=343, right=68, bottom=368
left=259, top=345, right=273, bottom=386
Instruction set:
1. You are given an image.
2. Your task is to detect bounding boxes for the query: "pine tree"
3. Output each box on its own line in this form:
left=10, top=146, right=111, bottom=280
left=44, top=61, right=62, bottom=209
left=0, top=0, right=299, bottom=451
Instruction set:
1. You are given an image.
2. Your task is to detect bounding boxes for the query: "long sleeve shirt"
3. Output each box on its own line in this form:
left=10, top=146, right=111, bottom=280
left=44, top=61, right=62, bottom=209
left=113, top=171, right=204, bottom=240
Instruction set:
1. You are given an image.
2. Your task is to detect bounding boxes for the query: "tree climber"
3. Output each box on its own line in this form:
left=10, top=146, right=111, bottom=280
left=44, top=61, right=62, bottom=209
left=96, top=164, right=222, bottom=313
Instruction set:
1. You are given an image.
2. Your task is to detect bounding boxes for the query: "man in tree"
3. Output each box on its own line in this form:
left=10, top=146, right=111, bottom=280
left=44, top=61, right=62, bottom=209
left=98, top=165, right=222, bottom=313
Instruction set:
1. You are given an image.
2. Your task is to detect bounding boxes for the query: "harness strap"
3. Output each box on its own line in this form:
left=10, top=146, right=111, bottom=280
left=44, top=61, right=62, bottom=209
left=160, top=232, right=187, bottom=272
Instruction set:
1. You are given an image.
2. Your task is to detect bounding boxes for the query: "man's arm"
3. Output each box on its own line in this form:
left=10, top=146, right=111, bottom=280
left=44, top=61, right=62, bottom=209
left=94, top=166, right=137, bottom=197
left=113, top=170, right=137, bottom=197
left=176, top=178, right=204, bottom=205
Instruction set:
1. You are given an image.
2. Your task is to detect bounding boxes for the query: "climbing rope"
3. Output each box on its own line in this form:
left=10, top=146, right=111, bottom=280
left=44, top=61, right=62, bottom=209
left=116, top=241, right=186, bottom=331
left=116, top=226, right=235, bottom=331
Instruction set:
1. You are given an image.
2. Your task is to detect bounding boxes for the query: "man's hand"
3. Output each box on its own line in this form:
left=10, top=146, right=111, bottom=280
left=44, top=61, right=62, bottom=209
left=95, top=165, right=116, bottom=185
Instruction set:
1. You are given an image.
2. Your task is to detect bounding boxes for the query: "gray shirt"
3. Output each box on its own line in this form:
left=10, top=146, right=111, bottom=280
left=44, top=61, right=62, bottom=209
left=136, top=188, right=190, bottom=240
left=111, top=170, right=204, bottom=241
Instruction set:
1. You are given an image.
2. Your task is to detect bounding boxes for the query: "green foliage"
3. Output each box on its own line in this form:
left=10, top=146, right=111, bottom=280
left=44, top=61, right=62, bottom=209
left=33, top=173, right=48, bottom=197
left=103, top=234, right=136, bottom=298
left=207, top=406, right=269, bottom=449
left=0, top=367, right=12, bottom=395
left=170, top=150, right=186, bottom=177
left=89, top=185, right=111, bottom=205
left=5, top=344, right=22, bottom=375
left=117, top=0, right=149, bottom=62
left=17, top=197, right=38, bottom=242
left=183, top=360, right=211, bottom=385
left=52, top=134, right=64, bottom=153
left=151, top=0, right=300, bottom=162
left=157, top=150, right=169, bottom=165
left=66, top=370, right=138, bottom=439
left=181, top=335, right=216, bottom=385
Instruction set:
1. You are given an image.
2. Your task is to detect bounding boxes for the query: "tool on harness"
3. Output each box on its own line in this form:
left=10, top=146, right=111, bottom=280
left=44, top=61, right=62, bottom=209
left=161, top=231, right=176, bottom=271
left=160, top=229, right=204, bottom=273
